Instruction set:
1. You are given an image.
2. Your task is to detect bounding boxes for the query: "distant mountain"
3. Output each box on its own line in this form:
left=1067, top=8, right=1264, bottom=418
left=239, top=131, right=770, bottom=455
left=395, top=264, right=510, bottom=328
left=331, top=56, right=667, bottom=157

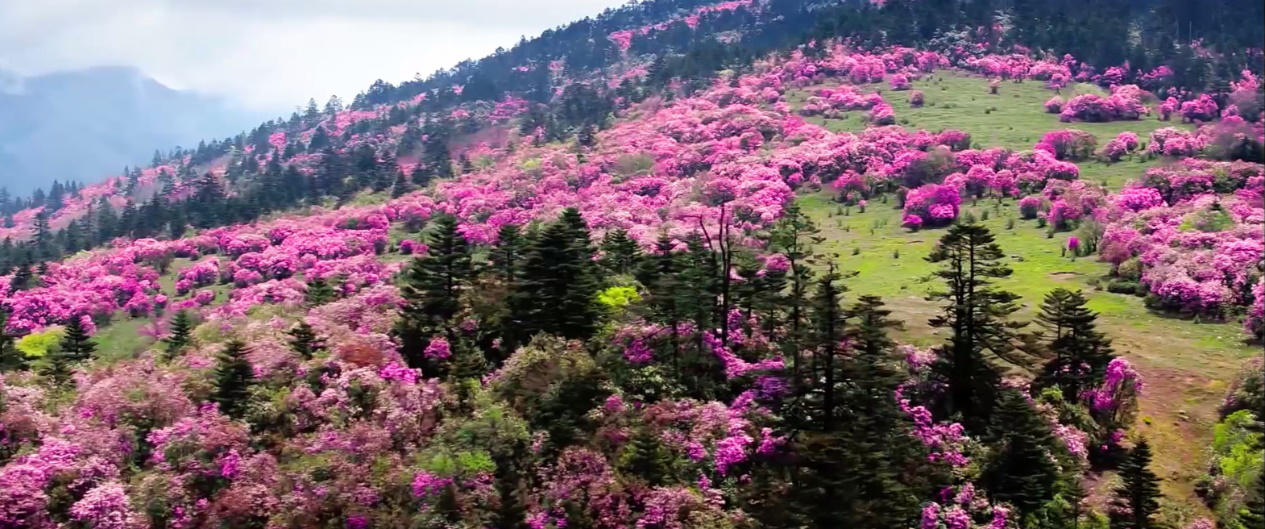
left=0, top=66, right=267, bottom=196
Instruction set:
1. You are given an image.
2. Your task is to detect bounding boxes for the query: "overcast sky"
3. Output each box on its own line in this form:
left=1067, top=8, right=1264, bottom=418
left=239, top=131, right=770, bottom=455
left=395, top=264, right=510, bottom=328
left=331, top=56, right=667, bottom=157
left=0, top=0, right=630, bottom=113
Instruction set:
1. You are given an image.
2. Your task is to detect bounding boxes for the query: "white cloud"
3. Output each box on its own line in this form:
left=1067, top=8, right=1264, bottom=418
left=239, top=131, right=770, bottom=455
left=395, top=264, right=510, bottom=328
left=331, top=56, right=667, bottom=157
left=0, top=0, right=630, bottom=112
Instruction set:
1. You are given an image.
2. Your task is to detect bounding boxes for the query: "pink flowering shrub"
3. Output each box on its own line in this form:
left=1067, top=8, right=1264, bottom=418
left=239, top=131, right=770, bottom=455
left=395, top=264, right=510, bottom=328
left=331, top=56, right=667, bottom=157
left=910, top=90, right=925, bottom=107
left=1100, top=131, right=1140, bottom=161
left=1180, top=93, right=1220, bottom=123
left=1044, top=96, right=1063, bottom=113
left=890, top=73, right=912, bottom=91
left=1035, top=129, right=1098, bottom=161
left=903, top=184, right=962, bottom=228
left=1147, top=127, right=1208, bottom=157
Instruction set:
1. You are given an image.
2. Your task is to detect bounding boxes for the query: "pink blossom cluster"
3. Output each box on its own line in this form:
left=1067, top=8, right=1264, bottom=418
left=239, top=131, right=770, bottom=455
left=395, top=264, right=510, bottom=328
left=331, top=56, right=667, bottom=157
left=903, top=183, right=962, bottom=228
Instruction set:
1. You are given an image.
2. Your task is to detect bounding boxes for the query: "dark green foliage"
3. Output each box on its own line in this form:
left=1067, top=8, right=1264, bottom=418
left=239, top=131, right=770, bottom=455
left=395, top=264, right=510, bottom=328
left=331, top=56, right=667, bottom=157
left=807, top=263, right=848, bottom=430
left=164, top=310, right=194, bottom=359
left=1241, top=470, right=1265, bottom=529
left=395, top=215, right=472, bottom=368
left=982, top=391, right=1061, bottom=516
left=1109, top=439, right=1163, bottom=529
left=304, top=276, right=337, bottom=306
left=211, top=340, right=255, bottom=418
left=599, top=228, right=640, bottom=275
left=0, top=309, right=21, bottom=372
left=790, top=294, right=938, bottom=529
left=287, top=322, right=324, bottom=360
left=58, top=315, right=96, bottom=363
left=40, top=345, right=75, bottom=386
left=1035, top=289, right=1116, bottom=398
left=389, top=169, right=412, bottom=198
left=926, top=221, right=1026, bottom=432
left=770, top=202, right=822, bottom=383
left=636, top=234, right=685, bottom=374
left=512, top=209, right=600, bottom=341
left=619, top=422, right=675, bottom=486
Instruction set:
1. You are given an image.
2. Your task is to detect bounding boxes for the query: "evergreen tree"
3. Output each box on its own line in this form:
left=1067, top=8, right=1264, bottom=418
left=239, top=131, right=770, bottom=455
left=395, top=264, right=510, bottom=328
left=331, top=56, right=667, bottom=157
left=211, top=340, right=255, bottom=418
left=620, top=422, right=673, bottom=486
left=792, top=293, right=932, bottom=529
left=514, top=209, right=600, bottom=340
left=0, top=309, right=22, bottom=372
left=1035, top=288, right=1115, bottom=398
left=1109, top=439, right=1163, bottom=529
left=9, top=263, right=33, bottom=292
left=807, top=262, right=848, bottom=430
left=1240, top=470, right=1265, bottom=529
left=40, top=344, right=75, bottom=386
left=304, top=276, right=337, bottom=306
left=58, top=315, right=96, bottom=363
left=982, top=391, right=1061, bottom=517
left=770, top=202, right=821, bottom=384
left=926, top=221, right=1026, bottom=431
left=599, top=228, right=640, bottom=275
left=164, top=310, right=194, bottom=359
left=395, top=215, right=472, bottom=368
left=637, top=234, right=685, bottom=375
left=390, top=170, right=413, bottom=198
left=288, top=322, right=324, bottom=360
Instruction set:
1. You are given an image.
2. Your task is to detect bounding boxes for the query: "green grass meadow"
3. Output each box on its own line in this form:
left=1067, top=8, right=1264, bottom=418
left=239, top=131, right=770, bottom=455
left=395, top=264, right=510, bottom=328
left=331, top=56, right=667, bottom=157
left=790, top=73, right=1254, bottom=510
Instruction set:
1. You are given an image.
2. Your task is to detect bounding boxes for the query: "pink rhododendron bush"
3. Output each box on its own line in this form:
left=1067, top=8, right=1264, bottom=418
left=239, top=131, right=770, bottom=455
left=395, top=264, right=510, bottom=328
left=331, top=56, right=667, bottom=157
left=1098, top=160, right=1264, bottom=321
left=0, top=23, right=1260, bottom=527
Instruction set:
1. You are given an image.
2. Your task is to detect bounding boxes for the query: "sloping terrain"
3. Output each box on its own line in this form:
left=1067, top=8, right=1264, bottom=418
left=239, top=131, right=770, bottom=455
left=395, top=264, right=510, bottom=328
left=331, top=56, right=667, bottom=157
left=0, top=1, right=1262, bottom=528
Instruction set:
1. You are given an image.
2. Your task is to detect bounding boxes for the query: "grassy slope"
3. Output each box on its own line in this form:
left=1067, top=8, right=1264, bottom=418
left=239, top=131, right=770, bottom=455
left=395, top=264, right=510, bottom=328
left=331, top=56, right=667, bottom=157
left=791, top=73, right=1253, bottom=514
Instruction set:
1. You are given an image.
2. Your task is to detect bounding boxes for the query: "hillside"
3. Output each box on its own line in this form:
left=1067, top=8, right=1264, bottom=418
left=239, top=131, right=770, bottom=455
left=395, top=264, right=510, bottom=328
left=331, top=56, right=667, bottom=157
left=0, top=66, right=264, bottom=196
left=0, top=1, right=1263, bottom=528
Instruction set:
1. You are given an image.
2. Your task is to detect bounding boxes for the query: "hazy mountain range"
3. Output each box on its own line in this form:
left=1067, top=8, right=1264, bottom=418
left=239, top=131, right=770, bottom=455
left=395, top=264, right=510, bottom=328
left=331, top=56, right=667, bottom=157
left=0, top=66, right=268, bottom=196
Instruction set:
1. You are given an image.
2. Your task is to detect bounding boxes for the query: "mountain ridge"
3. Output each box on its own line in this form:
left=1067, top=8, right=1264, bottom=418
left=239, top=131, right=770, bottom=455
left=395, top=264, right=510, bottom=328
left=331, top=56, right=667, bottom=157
left=0, top=65, right=268, bottom=196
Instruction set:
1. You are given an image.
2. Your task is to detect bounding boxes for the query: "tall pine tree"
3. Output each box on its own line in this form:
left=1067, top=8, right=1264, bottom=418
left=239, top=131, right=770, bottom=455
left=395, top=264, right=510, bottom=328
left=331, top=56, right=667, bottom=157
left=164, top=310, right=194, bottom=359
left=211, top=340, right=255, bottom=418
left=513, top=209, right=600, bottom=340
left=1109, top=439, right=1163, bottom=529
left=982, top=391, right=1061, bottom=516
left=288, top=322, right=324, bottom=360
left=1035, top=288, right=1115, bottom=398
left=59, top=315, right=96, bottom=363
left=395, top=215, right=473, bottom=368
left=926, top=221, right=1026, bottom=431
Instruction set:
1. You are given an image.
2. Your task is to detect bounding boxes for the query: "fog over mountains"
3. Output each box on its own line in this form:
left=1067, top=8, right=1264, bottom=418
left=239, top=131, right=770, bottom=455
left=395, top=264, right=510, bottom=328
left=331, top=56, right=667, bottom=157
left=0, top=65, right=267, bottom=195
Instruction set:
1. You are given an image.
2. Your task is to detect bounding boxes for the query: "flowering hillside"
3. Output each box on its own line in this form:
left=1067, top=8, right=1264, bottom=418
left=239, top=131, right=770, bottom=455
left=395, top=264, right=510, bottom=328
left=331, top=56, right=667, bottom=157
left=2, top=1, right=1265, bottom=528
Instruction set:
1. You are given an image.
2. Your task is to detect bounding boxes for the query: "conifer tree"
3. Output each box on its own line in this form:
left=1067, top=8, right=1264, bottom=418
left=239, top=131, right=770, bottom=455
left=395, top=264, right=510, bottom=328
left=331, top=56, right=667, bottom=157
left=1240, top=470, right=1265, bottom=529
left=926, top=221, right=1025, bottom=431
left=1109, top=439, right=1163, bottom=529
left=211, top=340, right=255, bottom=418
left=514, top=209, right=600, bottom=340
left=621, top=422, right=673, bottom=486
left=395, top=215, right=472, bottom=368
left=390, top=170, right=413, bottom=198
left=491, top=224, right=528, bottom=356
left=792, top=294, right=930, bottom=529
left=40, top=345, right=75, bottom=386
left=808, top=262, right=848, bottom=430
left=288, top=322, right=324, bottom=359
left=164, top=310, right=194, bottom=359
left=10, top=263, right=33, bottom=292
left=304, top=276, right=337, bottom=306
left=59, top=315, right=96, bottom=363
left=599, top=228, right=641, bottom=275
left=490, top=224, right=526, bottom=285
left=0, top=309, right=21, bottom=372
left=983, top=391, right=1061, bottom=516
left=1035, top=288, right=1115, bottom=398
left=637, top=234, right=684, bottom=373
left=770, top=202, right=821, bottom=382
